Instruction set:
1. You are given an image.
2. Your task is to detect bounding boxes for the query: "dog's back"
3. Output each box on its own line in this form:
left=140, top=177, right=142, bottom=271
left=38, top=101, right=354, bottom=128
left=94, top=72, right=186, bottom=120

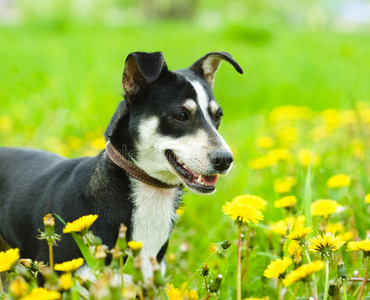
left=0, top=148, right=93, bottom=260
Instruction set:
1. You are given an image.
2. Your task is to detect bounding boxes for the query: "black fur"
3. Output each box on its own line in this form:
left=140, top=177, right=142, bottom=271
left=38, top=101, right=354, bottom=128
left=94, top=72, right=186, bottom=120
left=0, top=51, right=242, bottom=267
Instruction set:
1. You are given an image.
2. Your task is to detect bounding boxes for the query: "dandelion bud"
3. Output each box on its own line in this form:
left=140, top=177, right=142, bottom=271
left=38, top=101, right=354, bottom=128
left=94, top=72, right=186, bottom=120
left=150, top=257, right=165, bottom=287
left=95, top=245, right=107, bottom=259
left=109, top=246, right=121, bottom=269
left=132, top=256, right=144, bottom=284
left=128, top=241, right=143, bottom=257
left=43, top=214, right=55, bottom=227
left=19, top=258, right=33, bottom=269
left=201, top=263, right=209, bottom=277
left=221, top=240, right=231, bottom=250
left=209, top=274, right=223, bottom=293
left=337, top=257, right=347, bottom=279
left=116, top=223, right=128, bottom=252
left=41, top=214, right=59, bottom=244
left=353, top=270, right=360, bottom=277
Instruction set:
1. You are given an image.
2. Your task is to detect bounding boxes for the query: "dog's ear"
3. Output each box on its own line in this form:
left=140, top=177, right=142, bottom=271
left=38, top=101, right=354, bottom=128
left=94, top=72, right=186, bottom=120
left=189, top=52, right=243, bottom=88
left=122, top=52, right=167, bottom=96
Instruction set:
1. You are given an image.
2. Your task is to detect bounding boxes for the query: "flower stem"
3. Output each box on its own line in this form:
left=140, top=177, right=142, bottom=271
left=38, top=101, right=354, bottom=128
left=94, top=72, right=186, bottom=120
left=0, top=275, right=3, bottom=294
left=323, top=259, right=330, bottom=300
left=304, top=248, right=318, bottom=299
left=237, top=226, right=242, bottom=300
left=241, top=226, right=250, bottom=280
left=181, top=242, right=223, bottom=295
left=120, top=256, right=124, bottom=294
left=357, top=263, right=369, bottom=300
left=343, top=285, right=347, bottom=300
left=48, top=242, right=54, bottom=271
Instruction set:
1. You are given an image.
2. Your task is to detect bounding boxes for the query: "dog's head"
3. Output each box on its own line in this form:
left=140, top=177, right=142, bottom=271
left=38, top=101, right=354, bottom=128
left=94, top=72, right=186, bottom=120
left=105, top=52, right=243, bottom=194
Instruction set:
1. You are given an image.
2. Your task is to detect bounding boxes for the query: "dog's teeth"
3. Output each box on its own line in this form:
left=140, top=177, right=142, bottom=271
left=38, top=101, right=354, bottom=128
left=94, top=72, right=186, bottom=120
left=200, top=181, right=205, bottom=185
left=197, top=175, right=202, bottom=183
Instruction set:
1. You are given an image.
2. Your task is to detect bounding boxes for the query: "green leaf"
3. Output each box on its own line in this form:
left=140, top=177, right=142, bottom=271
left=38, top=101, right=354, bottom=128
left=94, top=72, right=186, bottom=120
left=54, top=213, right=97, bottom=272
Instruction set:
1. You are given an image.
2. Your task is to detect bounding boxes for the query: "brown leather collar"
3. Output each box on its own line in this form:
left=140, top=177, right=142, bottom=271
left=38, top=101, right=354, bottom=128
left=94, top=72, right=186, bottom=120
left=105, top=141, right=180, bottom=189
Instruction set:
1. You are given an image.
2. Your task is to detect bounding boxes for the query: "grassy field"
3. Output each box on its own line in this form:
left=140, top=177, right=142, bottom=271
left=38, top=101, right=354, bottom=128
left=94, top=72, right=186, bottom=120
left=1, top=3, right=370, bottom=299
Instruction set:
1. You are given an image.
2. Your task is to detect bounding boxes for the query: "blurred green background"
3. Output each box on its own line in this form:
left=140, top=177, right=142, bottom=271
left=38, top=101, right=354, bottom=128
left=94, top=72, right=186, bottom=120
left=1, top=0, right=370, bottom=298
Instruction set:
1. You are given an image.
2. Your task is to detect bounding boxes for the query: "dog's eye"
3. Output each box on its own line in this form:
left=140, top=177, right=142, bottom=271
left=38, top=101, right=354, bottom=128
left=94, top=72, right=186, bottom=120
left=173, top=112, right=189, bottom=122
left=214, top=110, right=223, bottom=123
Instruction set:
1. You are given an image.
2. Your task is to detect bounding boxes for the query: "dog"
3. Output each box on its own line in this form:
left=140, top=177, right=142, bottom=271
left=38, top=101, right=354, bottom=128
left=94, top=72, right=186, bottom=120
left=0, top=51, right=243, bottom=280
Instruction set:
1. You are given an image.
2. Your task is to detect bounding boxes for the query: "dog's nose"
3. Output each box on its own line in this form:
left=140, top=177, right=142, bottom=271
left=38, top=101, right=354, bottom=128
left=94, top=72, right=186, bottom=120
left=209, top=150, right=233, bottom=172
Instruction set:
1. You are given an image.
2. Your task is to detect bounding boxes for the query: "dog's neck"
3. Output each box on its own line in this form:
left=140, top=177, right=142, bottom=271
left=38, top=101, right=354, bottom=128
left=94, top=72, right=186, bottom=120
left=129, top=179, right=181, bottom=279
left=88, top=149, right=182, bottom=279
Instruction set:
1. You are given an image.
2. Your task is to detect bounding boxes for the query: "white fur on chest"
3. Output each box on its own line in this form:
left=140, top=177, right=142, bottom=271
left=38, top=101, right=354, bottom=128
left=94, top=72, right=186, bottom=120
left=130, top=179, right=178, bottom=279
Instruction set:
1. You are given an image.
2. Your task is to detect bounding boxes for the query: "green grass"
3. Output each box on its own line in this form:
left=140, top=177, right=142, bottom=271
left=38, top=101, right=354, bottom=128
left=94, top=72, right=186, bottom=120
left=1, top=11, right=370, bottom=299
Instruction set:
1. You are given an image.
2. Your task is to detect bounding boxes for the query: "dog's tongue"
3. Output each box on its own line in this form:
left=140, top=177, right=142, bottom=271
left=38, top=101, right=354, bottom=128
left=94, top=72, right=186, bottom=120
left=202, top=175, right=218, bottom=186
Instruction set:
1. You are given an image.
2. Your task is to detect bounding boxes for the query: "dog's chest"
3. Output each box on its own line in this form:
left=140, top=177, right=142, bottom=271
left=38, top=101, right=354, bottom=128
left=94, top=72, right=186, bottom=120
left=130, top=180, right=178, bottom=265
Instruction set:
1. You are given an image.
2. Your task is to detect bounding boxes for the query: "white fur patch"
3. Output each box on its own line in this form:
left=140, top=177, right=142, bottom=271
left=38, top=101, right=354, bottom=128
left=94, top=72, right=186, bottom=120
left=190, top=80, right=212, bottom=124
left=210, top=100, right=219, bottom=115
left=183, top=99, right=197, bottom=112
left=130, top=179, right=178, bottom=280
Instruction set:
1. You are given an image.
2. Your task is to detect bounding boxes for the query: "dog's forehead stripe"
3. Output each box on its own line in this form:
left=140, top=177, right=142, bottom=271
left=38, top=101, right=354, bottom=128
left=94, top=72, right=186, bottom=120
left=189, top=80, right=212, bottom=124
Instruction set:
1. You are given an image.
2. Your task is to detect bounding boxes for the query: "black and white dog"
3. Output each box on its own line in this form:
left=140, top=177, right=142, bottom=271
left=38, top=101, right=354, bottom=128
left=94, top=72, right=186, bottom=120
left=0, top=52, right=242, bottom=279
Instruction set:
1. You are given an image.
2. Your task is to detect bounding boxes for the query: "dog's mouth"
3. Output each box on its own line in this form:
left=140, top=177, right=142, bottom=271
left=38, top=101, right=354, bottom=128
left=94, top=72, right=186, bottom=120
left=165, top=150, right=217, bottom=193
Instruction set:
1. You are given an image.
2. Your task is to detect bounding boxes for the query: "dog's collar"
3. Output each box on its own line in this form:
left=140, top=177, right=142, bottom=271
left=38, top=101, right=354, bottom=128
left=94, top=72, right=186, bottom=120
left=105, top=141, right=180, bottom=189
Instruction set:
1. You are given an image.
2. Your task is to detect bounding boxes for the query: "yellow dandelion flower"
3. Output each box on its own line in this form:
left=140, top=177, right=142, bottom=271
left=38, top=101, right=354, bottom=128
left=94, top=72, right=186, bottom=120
left=276, top=126, right=298, bottom=144
left=176, top=207, right=184, bottom=216
left=311, top=199, right=340, bottom=218
left=91, top=138, right=106, bottom=150
left=183, top=289, right=199, bottom=300
left=20, top=287, right=61, bottom=300
left=270, top=220, right=288, bottom=236
left=0, top=248, right=20, bottom=272
left=322, top=109, right=340, bottom=129
left=339, top=231, right=354, bottom=242
left=325, top=223, right=344, bottom=234
left=340, top=110, right=357, bottom=126
left=267, top=148, right=291, bottom=162
left=128, top=241, right=143, bottom=251
left=269, top=106, right=312, bottom=123
left=9, top=277, right=28, bottom=298
left=63, top=214, right=98, bottom=233
left=270, top=216, right=305, bottom=236
left=287, top=240, right=303, bottom=264
left=274, top=195, right=297, bottom=208
left=256, top=136, right=274, bottom=149
left=54, top=258, right=84, bottom=272
left=308, top=233, right=345, bottom=256
left=166, top=284, right=182, bottom=300
left=250, top=155, right=277, bottom=169
left=286, top=227, right=313, bottom=245
left=365, top=194, right=370, bottom=204
left=347, top=239, right=370, bottom=256
left=283, top=261, right=325, bottom=287
left=297, top=148, right=321, bottom=167
left=326, top=174, right=351, bottom=189
left=0, top=115, right=13, bottom=131
left=273, top=176, right=296, bottom=194
left=222, top=201, right=263, bottom=224
left=263, top=257, right=292, bottom=279
left=59, top=272, right=73, bottom=290
left=232, top=194, right=267, bottom=211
